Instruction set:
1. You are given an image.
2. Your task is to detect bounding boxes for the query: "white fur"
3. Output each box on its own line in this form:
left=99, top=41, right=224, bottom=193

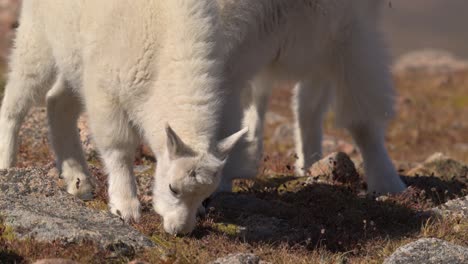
left=217, top=0, right=406, bottom=194
left=0, top=0, right=247, bottom=235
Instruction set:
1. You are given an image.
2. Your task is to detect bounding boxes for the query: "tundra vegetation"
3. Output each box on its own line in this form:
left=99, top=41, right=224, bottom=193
left=0, top=66, right=467, bottom=263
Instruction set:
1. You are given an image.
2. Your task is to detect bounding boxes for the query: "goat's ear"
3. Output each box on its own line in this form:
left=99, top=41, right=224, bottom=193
left=217, top=127, right=249, bottom=160
left=165, top=124, right=191, bottom=159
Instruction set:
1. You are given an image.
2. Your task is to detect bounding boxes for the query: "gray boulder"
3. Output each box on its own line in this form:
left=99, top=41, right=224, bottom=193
left=384, top=238, right=468, bottom=264
left=210, top=253, right=270, bottom=264
left=0, top=167, right=154, bottom=256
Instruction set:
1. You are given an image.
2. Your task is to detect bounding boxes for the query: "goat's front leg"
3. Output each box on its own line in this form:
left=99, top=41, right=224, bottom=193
left=83, top=77, right=140, bottom=221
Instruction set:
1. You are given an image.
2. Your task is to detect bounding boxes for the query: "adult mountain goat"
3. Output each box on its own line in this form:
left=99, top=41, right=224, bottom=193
left=217, top=0, right=406, bottom=195
left=0, top=0, right=247, bottom=235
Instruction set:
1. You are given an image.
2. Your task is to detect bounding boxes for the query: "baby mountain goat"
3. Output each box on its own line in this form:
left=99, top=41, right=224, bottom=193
left=216, top=0, right=406, bottom=195
left=0, top=0, right=406, bottom=236
left=0, top=0, right=247, bottom=235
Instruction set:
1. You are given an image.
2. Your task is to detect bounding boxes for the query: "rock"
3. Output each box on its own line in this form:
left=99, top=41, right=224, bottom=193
left=307, top=152, right=360, bottom=185
left=0, top=167, right=154, bottom=255
left=33, top=259, right=78, bottom=264
left=210, top=253, right=269, bottom=264
left=383, top=238, right=468, bottom=264
left=407, top=153, right=468, bottom=182
left=432, top=195, right=468, bottom=218
left=128, top=261, right=151, bottom=264
left=393, top=49, right=468, bottom=74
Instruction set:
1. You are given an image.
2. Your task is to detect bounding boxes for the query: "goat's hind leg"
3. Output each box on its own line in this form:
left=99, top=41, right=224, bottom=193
left=334, top=24, right=406, bottom=194
left=292, top=78, right=331, bottom=176
left=240, top=73, right=273, bottom=175
left=218, top=72, right=273, bottom=192
left=46, top=76, right=94, bottom=200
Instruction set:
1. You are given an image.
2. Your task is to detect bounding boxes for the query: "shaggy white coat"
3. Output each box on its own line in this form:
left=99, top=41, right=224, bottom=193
left=0, top=0, right=247, bottom=235
left=216, top=0, right=406, bottom=194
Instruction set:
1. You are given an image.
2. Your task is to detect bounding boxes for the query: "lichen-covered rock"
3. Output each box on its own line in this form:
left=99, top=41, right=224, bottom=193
left=407, top=153, right=468, bottom=182
left=432, top=195, right=468, bottom=218
left=0, top=168, right=154, bottom=255
left=393, top=49, right=468, bottom=74
left=210, top=253, right=270, bottom=264
left=307, top=152, right=360, bottom=185
left=383, top=238, right=468, bottom=264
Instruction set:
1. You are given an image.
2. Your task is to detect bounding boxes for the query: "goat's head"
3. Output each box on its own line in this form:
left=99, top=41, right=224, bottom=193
left=153, top=124, right=248, bottom=235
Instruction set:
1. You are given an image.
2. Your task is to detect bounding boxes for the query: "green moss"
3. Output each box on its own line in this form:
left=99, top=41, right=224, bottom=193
left=276, top=177, right=310, bottom=193
left=140, top=164, right=156, bottom=176
left=454, top=95, right=468, bottom=109
left=212, top=223, right=245, bottom=236
left=149, top=235, right=171, bottom=249
left=1, top=224, right=16, bottom=241
left=84, top=200, right=108, bottom=211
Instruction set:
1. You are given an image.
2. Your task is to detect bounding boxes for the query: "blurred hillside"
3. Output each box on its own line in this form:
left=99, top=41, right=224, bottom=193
left=382, top=0, right=468, bottom=59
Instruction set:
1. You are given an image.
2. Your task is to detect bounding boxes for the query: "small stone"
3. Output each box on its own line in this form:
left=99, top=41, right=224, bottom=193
left=210, top=253, right=269, bottom=264
left=307, top=152, right=360, bottom=185
left=431, top=195, right=468, bottom=218
left=33, top=259, right=78, bottom=264
left=128, top=261, right=151, bottom=264
left=383, top=238, right=468, bottom=264
left=407, top=153, right=468, bottom=181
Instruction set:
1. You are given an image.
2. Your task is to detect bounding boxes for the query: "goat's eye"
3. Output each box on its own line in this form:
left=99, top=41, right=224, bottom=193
left=169, top=184, right=179, bottom=195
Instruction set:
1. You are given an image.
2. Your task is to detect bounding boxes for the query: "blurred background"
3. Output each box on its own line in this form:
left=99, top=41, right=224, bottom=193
left=383, top=0, right=468, bottom=59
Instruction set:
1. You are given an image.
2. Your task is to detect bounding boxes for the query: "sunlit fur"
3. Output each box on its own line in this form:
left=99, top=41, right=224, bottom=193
left=217, top=0, right=406, bottom=194
left=0, top=0, right=247, bottom=235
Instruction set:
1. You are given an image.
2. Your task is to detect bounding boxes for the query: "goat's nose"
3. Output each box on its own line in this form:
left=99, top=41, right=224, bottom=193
left=164, top=219, right=195, bottom=236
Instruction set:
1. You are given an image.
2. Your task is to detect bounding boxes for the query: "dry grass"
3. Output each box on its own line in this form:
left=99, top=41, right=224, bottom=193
left=0, top=70, right=467, bottom=263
